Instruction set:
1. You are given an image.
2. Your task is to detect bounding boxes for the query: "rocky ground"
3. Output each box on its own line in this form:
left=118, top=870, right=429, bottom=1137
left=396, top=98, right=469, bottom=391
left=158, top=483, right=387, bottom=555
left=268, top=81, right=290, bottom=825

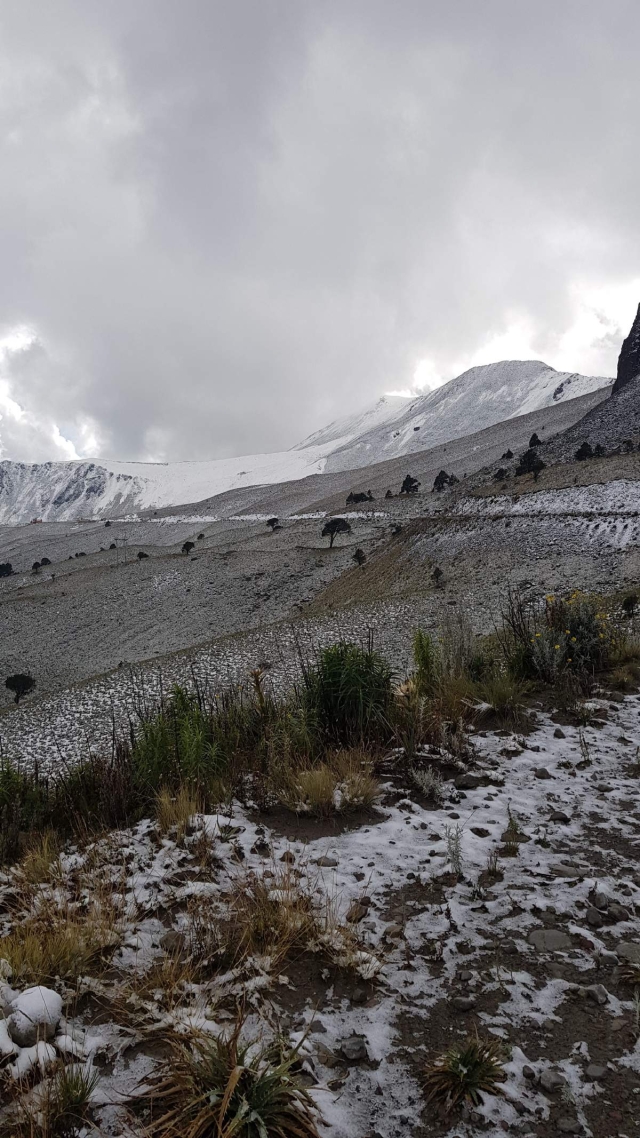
left=2, top=688, right=640, bottom=1136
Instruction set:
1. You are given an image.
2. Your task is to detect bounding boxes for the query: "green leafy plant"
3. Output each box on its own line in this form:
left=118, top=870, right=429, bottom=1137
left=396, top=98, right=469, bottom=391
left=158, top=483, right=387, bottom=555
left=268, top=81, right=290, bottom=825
left=146, top=1020, right=321, bottom=1138
left=301, top=640, right=393, bottom=746
left=424, top=1035, right=505, bottom=1113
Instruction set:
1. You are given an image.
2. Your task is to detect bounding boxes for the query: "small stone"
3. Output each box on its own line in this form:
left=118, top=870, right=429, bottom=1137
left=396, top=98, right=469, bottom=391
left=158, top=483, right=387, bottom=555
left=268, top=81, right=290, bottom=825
left=454, top=772, right=489, bottom=789
left=470, top=826, right=490, bottom=838
left=280, top=851, right=295, bottom=864
left=586, top=907, right=605, bottom=928
left=550, top=810, right=570, bottom=823
left=549, top=863, right=582, bottom=878
left=354, top=871, right=365, bottom=881
left=553, top=727, right=566, bottom=738
left=607, top=903, right=630, bottom=923
left=528, top=928, right=572, bottom=952
left=585, top=1063, right=607, bottom=1080
left=592, top=888, right=610, bottom=909
left=452, top=996, right=476, bottom=1011
left=458, top=970, right=473, bottom=981
left=340, top=1035, right=368, bottom=1062
left=346, top=902, right=368, bottom=923
left=540, top=1069, right=567, bottom=1092
left=160, top=930, right=187, bottom=955
left=617, top=941, right=640, bottom=964
left=316, top=1043, right=340, bottom=1069
left=596, top=949, right=618, bottom=967
left=7, top=987, right=63, bottom=1048
left=351, top=987, right=367, bottom=1005
left=522, top=1064, right=536, bottom=1081
left=534, top=767, right=553, bottom=779
left=586, top=983, right=608, bottom=1006
left=316, top=856, right=338, bottom=867
left=556, top=1119, right=582, bottom=1134
left=384, top=923, right=403, bottom=939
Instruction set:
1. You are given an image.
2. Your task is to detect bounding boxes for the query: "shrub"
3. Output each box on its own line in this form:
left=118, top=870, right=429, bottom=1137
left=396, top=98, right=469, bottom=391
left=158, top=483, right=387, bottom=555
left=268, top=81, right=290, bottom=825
left=266, top=517, right=279, bottom=530
left=137, top=550, right=149, bottom=560
left=40, top=556, right=51, bottom=566
left=433, top=470, right=457, bottom=492
left=501, top=448, right=513, bottom=459
left=501, top=590, right=615, bottom=683
left=279, top=751, right=379, bottom=816
left=31, top=561, right=41, bottom=573
left=424, top=1035, right=505, bottom=1113
left=302, top=641, right=393, bottom=746
left=622, top=593, right=638, bottom=619
left=515, top=448, right=545, bottom=481
left=352, top=548, right=366, bottom=566
left=5, top=673, right=36, bottom=704
left=432, top=566, right=444, bottom=587
left=146, top=1020, right=321, bottom=1138
left=182, top=541, right=195, bottom=554
left=473, top=670, right=528, bottom=730
left=575, top=441, right=593, bottom=461
left=0, top=561, right=14, bottom=577
left=529, top=432, right=542, bottom=447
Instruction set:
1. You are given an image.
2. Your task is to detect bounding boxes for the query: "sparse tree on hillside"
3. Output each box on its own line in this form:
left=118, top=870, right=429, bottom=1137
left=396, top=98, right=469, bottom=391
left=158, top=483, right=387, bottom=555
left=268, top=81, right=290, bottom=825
left=494, top=468, right=507, bottom=481
left=433, top=469, right=457, bottom=492
left=109, top=543, right=116, bottom=550
left=0, top=562, right=13, bottom=578
left=501, top=448, right=514, bottom=460
left=105, top=520, right=111, bottom=527
left=624, top=439, right=635, bottom=454
left=575, top=442, right=593, bottom=461
left=266, top=518, right=279, bottom=530
left=182, top=541, right=195, bottom=554
left=31, top=561, right=40, bottom=574
left=137, top=551, right=149, bottom=560
left=385, top=489, right=393, bottom=499
left=197, top=532, right=204, bottom=540
left=40, top=557, right=51, bottom=566
left=321, top=517, right=351, bottom=548
left=529, top=432, right=542, bottom=448
left=353, top=548, right=366, bottom=567
left=594, top=444, right=605, bottom=457
left=5, top=673, right=36, bottom=705
left=432, top=566, right=444, bottom=588
left=400, top=475, right=420, bottom=495
left=515, top=448, right=546, bottom=482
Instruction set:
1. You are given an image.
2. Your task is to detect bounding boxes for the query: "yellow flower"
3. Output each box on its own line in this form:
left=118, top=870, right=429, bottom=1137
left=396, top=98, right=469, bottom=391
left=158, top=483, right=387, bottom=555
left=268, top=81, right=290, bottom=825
left=571, top=637, right=576, bottom=642
left=554, top=644, right=560, bottom=649
left=567, top=657, right=572, bottom=662
left=535, top=632, right=541, bottom=638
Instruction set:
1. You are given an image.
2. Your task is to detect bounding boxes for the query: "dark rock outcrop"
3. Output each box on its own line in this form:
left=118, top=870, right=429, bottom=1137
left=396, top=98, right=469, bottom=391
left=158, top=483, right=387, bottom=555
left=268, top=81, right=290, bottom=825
left=613, top=302, right=640, bottom=395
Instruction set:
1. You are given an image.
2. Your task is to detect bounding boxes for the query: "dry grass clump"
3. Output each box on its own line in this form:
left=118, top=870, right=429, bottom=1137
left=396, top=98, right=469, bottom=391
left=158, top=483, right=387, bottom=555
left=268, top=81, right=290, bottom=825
left=16, top=832, right=63, bottom=887
left=145, top=1017, right=321, bottom=1138
left=225, top=866, right=318, bottom=965
left=155, top=786, right=202, bottom=839
left=1, top=893, right=121, bottom=986
left=472, top=671, right=529, bottom=730
left=424, top=1035, right=506, bottom=1113
left=277, top=751, right=380, bottom=817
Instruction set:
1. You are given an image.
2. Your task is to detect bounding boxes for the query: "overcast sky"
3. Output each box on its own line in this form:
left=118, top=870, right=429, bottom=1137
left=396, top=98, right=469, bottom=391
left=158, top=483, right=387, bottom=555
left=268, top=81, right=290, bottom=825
left=1, top=1, right=640, bottom=464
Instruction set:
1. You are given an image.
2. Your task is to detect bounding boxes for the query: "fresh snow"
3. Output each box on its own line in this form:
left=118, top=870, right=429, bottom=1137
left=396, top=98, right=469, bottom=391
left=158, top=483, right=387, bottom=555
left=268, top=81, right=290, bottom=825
left=0, top=359, right=613, bottom=523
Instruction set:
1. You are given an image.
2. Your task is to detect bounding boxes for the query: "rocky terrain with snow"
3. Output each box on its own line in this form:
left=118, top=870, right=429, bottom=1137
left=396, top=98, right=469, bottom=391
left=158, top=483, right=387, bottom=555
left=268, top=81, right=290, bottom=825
left=1, top=322, right=640, bottom=1138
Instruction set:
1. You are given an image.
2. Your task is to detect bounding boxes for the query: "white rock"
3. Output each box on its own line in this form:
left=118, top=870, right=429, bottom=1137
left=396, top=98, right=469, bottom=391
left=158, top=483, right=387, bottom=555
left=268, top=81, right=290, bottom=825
left=9, top=1040, right=57, bottom=1079
left=8, top=986, right=63, bottom=1047
left=0, top=1018, right=18, bottom=1057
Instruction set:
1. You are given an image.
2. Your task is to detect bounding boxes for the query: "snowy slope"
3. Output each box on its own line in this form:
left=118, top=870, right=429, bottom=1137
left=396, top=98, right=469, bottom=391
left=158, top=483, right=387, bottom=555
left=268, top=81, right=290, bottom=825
left=0, top=360, right=612, bottom=524
left=299, top=361, right=612, bottom=472
left=0, top=442, right=341, bottom=524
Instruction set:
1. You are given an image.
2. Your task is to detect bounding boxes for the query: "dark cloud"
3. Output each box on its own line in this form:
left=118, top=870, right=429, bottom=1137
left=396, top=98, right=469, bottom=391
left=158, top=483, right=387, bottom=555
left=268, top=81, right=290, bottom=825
left=1, top=0, right=639, bottom=462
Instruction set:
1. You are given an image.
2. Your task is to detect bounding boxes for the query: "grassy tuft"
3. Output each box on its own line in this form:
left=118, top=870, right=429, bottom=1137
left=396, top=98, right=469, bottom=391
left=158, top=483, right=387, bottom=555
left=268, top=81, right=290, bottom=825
left=301, top=641, right=393, bottom=746
left=424, top=1035, right=505, bottom=1113
left=146, top=1019, right=321, bottom=1138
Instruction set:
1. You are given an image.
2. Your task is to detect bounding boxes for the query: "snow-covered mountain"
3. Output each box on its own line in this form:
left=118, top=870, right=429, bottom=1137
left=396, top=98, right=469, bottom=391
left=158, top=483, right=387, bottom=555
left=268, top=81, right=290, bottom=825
left=0, top=360, right=612, bottom=523
left=297, top=360, right=612, bottom=472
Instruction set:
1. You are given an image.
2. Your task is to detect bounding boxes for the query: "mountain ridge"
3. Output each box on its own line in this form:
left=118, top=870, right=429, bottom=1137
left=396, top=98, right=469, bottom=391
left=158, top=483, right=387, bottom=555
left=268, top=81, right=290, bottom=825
left=0, top=359, right=613, bottom=523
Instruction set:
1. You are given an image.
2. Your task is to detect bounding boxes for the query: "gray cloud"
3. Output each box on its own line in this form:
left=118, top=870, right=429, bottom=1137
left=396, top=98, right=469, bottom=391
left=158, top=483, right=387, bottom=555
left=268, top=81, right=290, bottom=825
left=1, top=0, right=639, bottom=462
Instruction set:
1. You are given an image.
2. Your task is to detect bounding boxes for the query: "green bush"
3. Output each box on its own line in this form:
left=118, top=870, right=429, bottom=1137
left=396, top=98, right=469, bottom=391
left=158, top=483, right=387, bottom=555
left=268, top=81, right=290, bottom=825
left=413, top=628, right=438, bottom=694
left=302, top=641, right=394, bottom=745
left=503, top=590, right=615, bottom=683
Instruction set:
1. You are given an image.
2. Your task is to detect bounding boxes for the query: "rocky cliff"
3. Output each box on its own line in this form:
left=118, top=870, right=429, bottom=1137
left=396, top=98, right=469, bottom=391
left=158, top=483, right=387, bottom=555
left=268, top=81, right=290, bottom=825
left=613, top=302, right=640, bottom=394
